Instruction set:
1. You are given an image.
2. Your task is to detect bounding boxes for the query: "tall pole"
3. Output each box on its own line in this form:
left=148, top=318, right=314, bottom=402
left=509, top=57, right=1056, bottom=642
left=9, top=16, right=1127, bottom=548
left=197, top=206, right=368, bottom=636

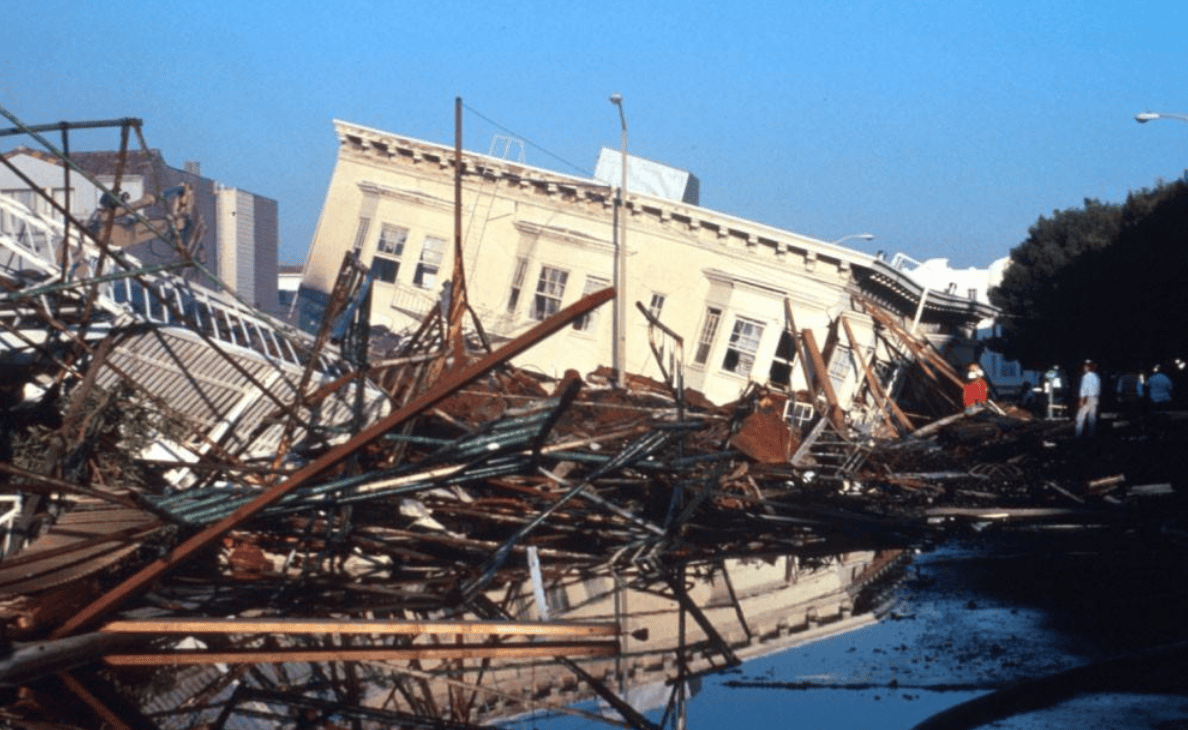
left=610, top=94, right=628, bottom=389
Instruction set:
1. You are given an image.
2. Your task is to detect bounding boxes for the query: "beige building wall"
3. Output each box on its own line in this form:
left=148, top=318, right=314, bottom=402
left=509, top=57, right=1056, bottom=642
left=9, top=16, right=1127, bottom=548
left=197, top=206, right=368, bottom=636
left=216, top=186, right=280, bottom=315
left=300, top=120, right=886, bottom=406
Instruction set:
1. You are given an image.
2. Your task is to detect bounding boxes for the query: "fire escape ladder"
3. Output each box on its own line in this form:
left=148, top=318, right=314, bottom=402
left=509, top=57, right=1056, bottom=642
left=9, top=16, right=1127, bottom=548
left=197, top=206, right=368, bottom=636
left=791, top=416, right=871, bottom=485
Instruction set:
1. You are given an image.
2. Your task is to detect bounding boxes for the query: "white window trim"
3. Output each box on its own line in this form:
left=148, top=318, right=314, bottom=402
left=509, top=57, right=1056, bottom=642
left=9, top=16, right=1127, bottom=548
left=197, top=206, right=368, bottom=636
left=722, top=316, right=764, bottom=377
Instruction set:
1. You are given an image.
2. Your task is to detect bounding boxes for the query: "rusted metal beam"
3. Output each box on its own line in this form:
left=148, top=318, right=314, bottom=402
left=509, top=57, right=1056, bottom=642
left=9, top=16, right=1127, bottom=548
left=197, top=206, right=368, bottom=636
left=530, top=376, right=582, bottom=457
left=448, top=96, right=469, bottom=363
left=51, top=287, right=615, bottom=639
left=0, top=117, right=143, bottom=137
left=0, top=462, right=138, bottom=508
left=102, top=617, right=618, bottom=637
left=103, top=640, right=619, bottom=666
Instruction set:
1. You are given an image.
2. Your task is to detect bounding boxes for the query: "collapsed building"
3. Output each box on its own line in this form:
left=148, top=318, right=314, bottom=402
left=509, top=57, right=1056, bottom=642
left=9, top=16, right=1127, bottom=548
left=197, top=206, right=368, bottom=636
left=6, top=106, right=1166, bottom=730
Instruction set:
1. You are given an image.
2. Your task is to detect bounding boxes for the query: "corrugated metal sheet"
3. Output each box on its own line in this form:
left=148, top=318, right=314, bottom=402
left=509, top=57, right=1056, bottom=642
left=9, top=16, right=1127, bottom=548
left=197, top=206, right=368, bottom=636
left=96, top=326, right=388, bottom=463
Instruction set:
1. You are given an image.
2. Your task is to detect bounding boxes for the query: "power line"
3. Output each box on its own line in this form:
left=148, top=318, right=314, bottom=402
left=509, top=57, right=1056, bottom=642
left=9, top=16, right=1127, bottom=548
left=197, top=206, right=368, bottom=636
left=462, top=103, right=593, bottom=178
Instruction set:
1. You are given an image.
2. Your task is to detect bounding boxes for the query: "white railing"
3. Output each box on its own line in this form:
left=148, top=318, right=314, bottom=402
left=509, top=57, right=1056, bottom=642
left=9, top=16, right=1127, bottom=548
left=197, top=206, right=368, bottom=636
left=887, top=252, right=922, bottom=273
left=0, top=193, right=65, bottom=280
left=0, top=495, right=22, bottom=555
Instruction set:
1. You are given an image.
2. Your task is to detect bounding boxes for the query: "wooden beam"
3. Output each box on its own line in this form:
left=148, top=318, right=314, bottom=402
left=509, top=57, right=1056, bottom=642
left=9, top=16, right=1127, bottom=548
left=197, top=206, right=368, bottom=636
left=782, top=298, right=815, bottom=394
left=103, top=640, right=620, bottom=666
left=101, top=617, right=619, bottom=637
left=800, top=328, right=845, bottom=432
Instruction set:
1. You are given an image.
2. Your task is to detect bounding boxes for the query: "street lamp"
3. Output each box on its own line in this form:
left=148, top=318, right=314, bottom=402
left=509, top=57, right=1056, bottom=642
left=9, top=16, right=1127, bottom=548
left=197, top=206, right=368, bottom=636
left=610, top=93, right=628, bottom=389
left=830, top=233, right=875, bottom=246
left=1135, top=111, right=1188, bottom=124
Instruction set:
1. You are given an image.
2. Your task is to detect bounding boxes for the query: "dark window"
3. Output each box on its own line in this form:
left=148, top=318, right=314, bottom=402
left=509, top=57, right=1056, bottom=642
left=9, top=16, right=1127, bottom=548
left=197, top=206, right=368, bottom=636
left=769, top=330, right=797, bottom=387
left=372, top=257, right=399, bottom=283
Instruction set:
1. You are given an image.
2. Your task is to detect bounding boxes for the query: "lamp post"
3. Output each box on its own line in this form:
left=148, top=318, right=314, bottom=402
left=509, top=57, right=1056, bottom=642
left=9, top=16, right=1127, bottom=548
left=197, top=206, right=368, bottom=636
left=610, top=93, right=628, bottom=389
left=1135, top=111, right=1188, bottom=124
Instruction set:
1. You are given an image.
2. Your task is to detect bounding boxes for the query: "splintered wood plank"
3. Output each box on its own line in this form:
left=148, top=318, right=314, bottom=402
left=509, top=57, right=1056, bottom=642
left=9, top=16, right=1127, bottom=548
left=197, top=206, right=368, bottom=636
left=102, top=617, right=619, bottom=637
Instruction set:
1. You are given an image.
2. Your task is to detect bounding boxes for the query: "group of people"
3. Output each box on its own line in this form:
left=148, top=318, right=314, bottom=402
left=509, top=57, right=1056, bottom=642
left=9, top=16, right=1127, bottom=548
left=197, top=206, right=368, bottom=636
left=1080, top=361, right=1177, bottom=435
left=963, top=359, right=1177, bottom=439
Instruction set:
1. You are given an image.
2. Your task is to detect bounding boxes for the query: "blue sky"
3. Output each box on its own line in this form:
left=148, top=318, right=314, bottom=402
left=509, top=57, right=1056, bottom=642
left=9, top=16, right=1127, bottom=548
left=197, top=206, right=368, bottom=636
left=4, top=0, right=1187, bottom=268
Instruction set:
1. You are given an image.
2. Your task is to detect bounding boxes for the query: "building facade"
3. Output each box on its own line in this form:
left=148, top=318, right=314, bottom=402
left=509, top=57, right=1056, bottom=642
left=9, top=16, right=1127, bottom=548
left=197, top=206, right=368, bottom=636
left=296, top=120, right=990, bottom=409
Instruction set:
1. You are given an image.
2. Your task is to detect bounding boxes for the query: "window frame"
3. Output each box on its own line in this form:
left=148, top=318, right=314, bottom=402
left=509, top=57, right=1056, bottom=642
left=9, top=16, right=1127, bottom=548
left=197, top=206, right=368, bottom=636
left=768, top=329, right=798, bottom=388
left=693, top=307, right=722, bottom=365
left=722, top=316, right=765, bottom=376
left=532, top=265, right=569, bottom=321
left=647, top=292, right=666, bottom=320
left=573, top=275, right=611, bottom=332
left=507, top=257, right=529, bottom=313
left=371, top=223, right=408, bottom=284
left=413, top=235, right=447, bottom=288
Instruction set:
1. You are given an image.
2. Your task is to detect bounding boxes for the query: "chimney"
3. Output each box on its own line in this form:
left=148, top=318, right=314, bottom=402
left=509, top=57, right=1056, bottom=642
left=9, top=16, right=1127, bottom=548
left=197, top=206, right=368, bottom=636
left=184, top=160, right=201, bottom=176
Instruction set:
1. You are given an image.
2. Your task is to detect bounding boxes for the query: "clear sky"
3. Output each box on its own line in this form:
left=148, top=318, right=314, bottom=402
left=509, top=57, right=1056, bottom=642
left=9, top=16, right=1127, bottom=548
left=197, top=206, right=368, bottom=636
left=4, top=0, right=1187, bottom=269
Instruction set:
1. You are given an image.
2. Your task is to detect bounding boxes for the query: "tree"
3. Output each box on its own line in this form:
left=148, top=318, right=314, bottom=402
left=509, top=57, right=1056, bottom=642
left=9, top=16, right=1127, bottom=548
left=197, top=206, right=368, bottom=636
left=1094, top=179, right=1188, bottom=365
left=989, top=199, right=1121, bottom=368
left=991, top=180, right=1188, bottom=371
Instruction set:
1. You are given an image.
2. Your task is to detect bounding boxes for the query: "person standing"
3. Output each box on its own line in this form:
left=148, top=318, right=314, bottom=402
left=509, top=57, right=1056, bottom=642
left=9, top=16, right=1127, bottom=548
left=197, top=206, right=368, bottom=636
left=1147, top=365, right=1174, bottom=410
left=1115, top=369, right=1144, bottom=420
left=1075, top=360, right=1101, bottom=437
left=963, top=365, right=989, bottom=414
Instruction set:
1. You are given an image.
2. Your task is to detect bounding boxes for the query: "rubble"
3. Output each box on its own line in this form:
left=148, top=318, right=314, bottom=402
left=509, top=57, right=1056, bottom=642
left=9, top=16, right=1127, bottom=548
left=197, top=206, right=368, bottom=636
left=0, top=109, right=1182, bottom=730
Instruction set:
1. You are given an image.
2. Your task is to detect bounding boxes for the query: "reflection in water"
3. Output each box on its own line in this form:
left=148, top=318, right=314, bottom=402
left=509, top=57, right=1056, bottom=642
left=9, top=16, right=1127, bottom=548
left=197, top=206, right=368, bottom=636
left=475, top=549, right=909, bottom=726
left=118, top=550, right=908, bottom=729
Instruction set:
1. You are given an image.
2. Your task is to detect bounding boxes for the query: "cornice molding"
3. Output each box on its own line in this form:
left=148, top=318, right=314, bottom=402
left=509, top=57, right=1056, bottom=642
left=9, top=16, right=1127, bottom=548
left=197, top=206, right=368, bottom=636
left=356, top=180, right=453, bottom=212
left=332, top=119, right=879, bottom=273
left=513, top=220, right=613, bottom=253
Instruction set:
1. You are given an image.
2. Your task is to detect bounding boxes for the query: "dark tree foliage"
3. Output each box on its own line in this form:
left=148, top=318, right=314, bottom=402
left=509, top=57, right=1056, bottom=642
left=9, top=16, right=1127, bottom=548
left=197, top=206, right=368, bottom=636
left=990, top=180, right=1188, bottom=370
left=989, top=198, right=1122, bottom=368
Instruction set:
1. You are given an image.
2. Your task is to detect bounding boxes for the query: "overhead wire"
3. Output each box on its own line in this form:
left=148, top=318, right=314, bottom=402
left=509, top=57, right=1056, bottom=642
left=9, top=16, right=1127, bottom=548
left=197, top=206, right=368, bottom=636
left=462, top=103, right=594, bottom=178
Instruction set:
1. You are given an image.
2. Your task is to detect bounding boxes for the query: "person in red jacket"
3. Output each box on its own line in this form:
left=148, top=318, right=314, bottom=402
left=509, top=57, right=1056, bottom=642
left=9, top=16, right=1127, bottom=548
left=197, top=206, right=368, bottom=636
left=963, top=365, right=989, bottom=414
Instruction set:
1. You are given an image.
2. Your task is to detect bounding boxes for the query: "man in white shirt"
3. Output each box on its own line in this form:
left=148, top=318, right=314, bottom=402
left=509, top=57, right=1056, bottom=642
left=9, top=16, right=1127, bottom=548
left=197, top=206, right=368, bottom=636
left=1076, top=360, right=1101, bottom=438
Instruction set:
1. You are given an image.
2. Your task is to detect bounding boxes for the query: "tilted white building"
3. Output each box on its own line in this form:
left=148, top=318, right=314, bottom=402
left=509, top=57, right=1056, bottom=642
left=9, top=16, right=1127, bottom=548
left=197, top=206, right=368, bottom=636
left=295, top=119, right=993, bottom=416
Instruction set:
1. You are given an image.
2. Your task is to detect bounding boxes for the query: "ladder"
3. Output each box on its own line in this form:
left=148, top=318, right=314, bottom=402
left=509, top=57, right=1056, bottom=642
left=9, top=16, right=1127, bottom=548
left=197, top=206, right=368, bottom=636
left=791, top=417, right=871, bottom=485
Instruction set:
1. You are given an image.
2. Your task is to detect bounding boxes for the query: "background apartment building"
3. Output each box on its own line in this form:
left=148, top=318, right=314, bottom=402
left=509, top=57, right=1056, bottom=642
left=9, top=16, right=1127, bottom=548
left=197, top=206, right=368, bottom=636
left=0, top=147, right=281, bottom=317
